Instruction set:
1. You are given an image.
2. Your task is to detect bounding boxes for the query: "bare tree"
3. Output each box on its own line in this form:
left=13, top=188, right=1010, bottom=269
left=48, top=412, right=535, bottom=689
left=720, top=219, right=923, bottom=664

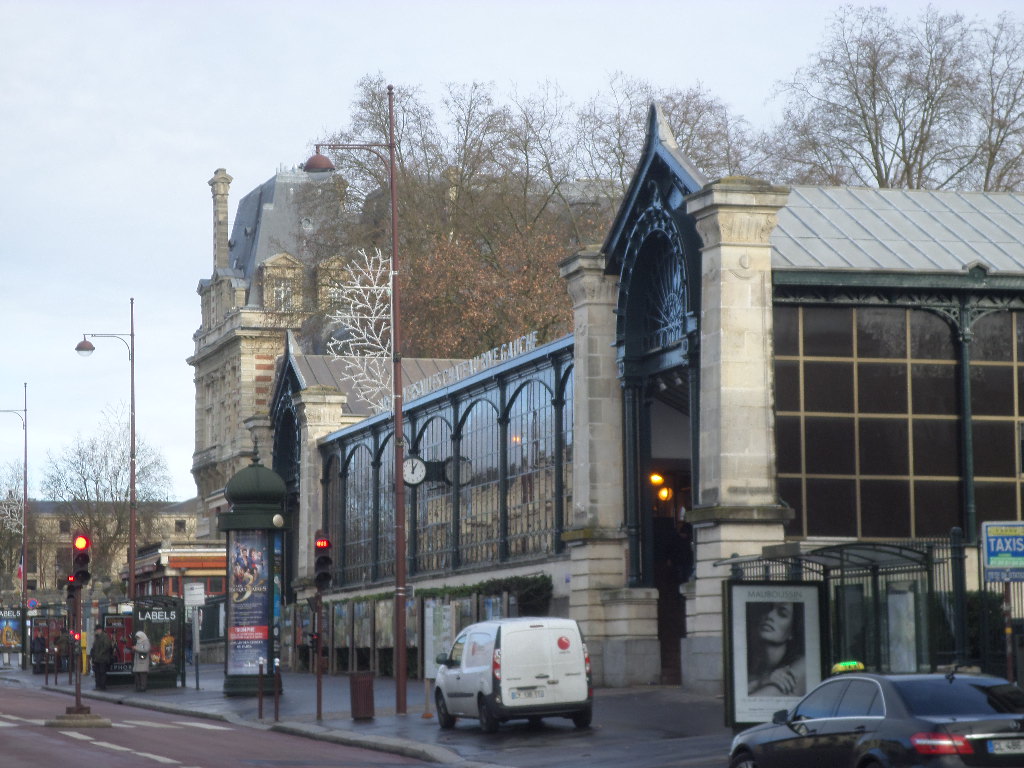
left=0, top=461, right=24, bottom=593
left=767, top=5, right=1024, bottom=190
left=968, top=12, right=1024, bottom=191
left=41, top=404, right=172, bottom=584
left=575, top=72, right=761, bottom=199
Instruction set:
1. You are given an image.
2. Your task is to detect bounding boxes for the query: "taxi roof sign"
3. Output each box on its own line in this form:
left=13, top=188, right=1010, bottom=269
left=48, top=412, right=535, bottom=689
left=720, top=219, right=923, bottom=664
left=831, top=660, right=865, bottom=674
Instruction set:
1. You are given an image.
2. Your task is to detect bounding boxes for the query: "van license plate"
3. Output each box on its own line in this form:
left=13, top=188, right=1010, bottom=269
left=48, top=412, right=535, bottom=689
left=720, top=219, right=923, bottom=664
left=511, top=688, right=544, bottom=700
left=991, top=739, right=1024, bottom=754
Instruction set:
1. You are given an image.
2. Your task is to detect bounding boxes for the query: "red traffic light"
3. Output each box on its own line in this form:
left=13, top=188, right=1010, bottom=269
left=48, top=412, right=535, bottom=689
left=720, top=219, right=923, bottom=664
left=67, top=574, right=76, bottom=583
left=73, top=534, right=90, bottom=551
left=315, top=536, right=331, bottom=550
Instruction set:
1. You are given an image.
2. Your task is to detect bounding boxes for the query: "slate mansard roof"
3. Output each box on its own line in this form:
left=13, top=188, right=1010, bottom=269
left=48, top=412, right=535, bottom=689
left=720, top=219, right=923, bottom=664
left=773, top=186, right=1024, bottom=274
left=228, top=168, right=308, bottom=280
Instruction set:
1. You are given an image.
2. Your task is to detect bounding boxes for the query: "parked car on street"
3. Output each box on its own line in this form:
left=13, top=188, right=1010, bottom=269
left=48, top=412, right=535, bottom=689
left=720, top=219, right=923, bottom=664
left=434, top=616, right=593, bottom=732
left=729, top=669, right=1024, bottom=767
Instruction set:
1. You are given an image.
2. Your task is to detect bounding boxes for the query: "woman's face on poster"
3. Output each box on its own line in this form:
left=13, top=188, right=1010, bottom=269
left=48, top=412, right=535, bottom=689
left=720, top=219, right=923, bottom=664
left=757, top=602, right=794, bottom=644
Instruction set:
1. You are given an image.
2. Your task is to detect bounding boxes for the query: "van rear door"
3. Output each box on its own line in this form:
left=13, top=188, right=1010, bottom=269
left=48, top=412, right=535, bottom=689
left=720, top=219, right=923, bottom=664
left=498, top=621, right=588, bottom=707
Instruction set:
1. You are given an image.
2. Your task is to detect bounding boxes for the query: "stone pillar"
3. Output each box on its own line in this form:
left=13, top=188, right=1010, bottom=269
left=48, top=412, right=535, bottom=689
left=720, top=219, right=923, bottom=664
left=682, top=177, right=792, bottom=694
left=559, top=246, right=658, bottom=686
left=209, top=168, right=233, bottom=270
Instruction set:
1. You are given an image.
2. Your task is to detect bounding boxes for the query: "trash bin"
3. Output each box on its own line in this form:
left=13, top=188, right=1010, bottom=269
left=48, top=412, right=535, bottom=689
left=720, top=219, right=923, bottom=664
left=350, top=671, right=375, bottom=720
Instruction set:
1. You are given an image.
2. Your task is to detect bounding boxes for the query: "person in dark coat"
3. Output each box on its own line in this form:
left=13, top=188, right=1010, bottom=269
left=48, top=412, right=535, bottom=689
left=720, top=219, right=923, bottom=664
left=54, top=627, right=70, bottom=672
left=31, top=632, right=45, bottom=674
left=90, top=627, right=113, bottom=690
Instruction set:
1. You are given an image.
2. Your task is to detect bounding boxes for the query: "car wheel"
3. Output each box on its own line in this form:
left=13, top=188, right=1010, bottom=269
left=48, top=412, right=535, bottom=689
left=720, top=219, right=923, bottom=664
left=478, top=696, right=499, bottom=733
left=729, top=752, right=757, bottom=768
left=571, top=708, right=592, bottom=728
left=435, top=690, right=456, bottom=729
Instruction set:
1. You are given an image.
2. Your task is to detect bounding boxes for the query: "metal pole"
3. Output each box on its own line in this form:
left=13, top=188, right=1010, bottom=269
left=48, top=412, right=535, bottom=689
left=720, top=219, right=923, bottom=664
left=315, top=593, right=323, bottom=720
left=1005, top=580, right=1015, bottom=683
left=129, top=298, right=137, bottom=601
left=387, top=84, right=408, bottom=716
left=21, top=382, right=27, bottom=620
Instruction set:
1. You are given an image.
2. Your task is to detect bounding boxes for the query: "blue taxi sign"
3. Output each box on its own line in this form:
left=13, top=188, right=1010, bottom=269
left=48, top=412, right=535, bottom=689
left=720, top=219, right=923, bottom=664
left=982, top=522, right=1024, bottom=582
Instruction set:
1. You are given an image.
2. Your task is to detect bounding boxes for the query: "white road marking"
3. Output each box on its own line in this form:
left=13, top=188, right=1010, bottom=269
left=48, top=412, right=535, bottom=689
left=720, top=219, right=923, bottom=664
left=92, top=741, right=134, bottom=752
left=60, top=731, right=95, bottom=740
left=122, top=719, right=182, bottom=728
left=0, top=722, right=15, bottom=727
left=1, top=714, right=45, bottom=724
left=171, top=721, right=231, bottom=730
left=134, top=751, right=181, bottom=764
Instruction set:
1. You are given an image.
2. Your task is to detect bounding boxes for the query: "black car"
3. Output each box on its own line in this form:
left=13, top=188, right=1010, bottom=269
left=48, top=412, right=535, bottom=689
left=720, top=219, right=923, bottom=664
left=729, top=671, right=1024, bottom=767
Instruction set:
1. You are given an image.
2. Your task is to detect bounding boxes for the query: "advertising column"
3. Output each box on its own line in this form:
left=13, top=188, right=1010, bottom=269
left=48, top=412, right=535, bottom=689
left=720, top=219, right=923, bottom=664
left=219, top=456, right=287, bottom=696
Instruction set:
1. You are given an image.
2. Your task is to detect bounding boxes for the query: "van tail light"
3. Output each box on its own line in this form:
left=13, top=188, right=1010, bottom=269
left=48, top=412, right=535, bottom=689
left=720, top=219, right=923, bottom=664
left=583, top=643, right=591, bottom=675
left=493, top=647, right=502, bottom=681
left=910, top=732, right=974, bottom=755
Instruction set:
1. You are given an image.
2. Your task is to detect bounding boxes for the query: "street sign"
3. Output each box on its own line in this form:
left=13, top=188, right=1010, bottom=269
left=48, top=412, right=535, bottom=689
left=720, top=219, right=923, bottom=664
left=982, top=521, right=1024, bottom=581
left=184, top=583, right=206, bottom=608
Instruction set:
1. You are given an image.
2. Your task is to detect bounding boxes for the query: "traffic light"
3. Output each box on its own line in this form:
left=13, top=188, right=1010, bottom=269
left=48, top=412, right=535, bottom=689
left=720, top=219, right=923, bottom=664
left=71, top=532, right=91, bottom=586
left=313, top=531, right=332, bottom=592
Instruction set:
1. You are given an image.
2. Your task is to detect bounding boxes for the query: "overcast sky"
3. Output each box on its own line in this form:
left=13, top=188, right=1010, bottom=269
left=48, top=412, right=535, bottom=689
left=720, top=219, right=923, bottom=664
left=1, top=0, right=1019, bottom=501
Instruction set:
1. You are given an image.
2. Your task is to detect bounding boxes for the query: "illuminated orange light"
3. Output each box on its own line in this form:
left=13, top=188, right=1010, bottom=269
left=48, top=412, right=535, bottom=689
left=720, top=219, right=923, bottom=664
left=657, top=487, right=674, bottom=501
left=649, top=473, right=664, bottom=486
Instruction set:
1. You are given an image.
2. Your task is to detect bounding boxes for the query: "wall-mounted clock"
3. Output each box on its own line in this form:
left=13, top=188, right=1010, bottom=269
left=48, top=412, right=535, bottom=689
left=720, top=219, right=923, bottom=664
left=403, top=456, right=427, bottom=486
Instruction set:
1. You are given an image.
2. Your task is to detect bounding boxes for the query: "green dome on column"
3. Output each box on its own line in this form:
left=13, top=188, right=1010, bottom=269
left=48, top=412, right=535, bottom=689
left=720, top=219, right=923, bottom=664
left=224, top=457, right=286, bottom=507
left=219, top=455, right=287, bottom=532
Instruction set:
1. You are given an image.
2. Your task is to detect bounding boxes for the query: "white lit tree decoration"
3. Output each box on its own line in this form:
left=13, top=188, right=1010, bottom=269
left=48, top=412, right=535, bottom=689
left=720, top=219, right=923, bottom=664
left=0, top=490, right=23, bottom=536
left=326, top=247, right=393, bottom=414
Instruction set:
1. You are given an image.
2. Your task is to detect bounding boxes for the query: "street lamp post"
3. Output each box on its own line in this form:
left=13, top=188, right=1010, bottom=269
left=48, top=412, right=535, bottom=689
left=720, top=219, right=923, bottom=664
left=1, top=382, right=28, bottom=667
left=303, top=84, right=408, bottom=714
left=75, top=297, right=137, bottom=602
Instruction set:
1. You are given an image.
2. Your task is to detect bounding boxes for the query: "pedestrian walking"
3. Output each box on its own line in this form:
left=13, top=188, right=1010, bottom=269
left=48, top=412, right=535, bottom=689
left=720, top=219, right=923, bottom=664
left=54, top=627, right=70, bottom=672
left=127, top=629, right=151, bottom=692
left=90, top=627, right=113, bottom=690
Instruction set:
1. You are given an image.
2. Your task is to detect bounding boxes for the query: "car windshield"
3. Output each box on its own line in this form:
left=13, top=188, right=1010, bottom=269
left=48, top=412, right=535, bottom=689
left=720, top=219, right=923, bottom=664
left=894, top=679, right=1024, bottom=716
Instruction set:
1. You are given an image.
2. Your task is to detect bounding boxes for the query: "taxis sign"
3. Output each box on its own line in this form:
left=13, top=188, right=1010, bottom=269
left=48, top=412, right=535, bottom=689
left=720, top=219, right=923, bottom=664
left=982, top=522, right=1024, bottom=581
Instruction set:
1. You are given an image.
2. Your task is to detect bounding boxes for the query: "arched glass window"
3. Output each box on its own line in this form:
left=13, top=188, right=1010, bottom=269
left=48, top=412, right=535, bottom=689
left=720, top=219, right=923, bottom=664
left=415, top=416, right=453, bottom=573
left=460, top=400, right=500, bottom=565
left=506, top=380, right=557, bottom=556
left=344, top=444, right=374, bottom=583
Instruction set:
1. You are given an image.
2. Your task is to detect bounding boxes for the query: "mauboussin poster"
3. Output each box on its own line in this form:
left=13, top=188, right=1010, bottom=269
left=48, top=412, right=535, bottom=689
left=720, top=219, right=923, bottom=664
left=226, top=529, right=270, bottom=674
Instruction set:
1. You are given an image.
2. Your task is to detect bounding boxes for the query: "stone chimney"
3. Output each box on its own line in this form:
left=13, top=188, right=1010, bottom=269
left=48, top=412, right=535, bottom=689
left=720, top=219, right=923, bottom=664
left=209, top=168, right=233, bottom=270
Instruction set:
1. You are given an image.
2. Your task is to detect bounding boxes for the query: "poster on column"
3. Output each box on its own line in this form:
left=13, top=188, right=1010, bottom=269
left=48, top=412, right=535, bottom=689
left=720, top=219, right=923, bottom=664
left=0, top=607, right=23, bottom=653
left=227, top=529, right=270, bottom=675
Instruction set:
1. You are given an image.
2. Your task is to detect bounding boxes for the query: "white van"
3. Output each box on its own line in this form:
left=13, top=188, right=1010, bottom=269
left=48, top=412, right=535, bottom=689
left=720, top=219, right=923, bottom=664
left=433, top=616, right=593, bottom=732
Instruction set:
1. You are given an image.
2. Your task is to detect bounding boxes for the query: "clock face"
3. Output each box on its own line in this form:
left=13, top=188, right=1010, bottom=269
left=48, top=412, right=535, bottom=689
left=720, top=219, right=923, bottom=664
left=444, top=456, right=472, bottom=484
left=403, top=456, right=427, bottom=486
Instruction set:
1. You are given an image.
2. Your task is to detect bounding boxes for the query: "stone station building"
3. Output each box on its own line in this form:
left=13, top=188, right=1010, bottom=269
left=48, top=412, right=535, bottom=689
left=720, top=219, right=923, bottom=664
left=206, top=106, right=1024, bottom=692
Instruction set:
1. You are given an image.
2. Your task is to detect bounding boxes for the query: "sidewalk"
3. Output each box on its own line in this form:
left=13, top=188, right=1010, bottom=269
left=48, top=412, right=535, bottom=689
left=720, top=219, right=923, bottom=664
left=0, top=660, right=733, bottom=767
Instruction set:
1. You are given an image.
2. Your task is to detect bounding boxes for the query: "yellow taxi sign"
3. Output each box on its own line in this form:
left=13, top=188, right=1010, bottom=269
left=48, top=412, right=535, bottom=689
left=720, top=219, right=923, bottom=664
left=831, top=660, right=865, bottom=674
